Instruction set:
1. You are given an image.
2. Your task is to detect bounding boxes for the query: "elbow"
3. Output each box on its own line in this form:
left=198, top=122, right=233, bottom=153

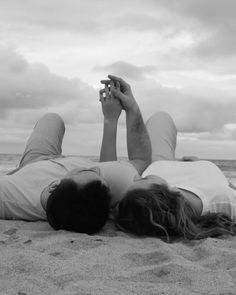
left=146, top=146, right=152, bottom=166
left=140, top=155, right=152, bottom=175
left=144, top=155, right=152, bottom=171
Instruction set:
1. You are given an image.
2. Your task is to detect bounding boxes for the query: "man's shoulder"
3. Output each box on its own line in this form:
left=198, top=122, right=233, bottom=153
left=98, top=160, right=137, bottom=170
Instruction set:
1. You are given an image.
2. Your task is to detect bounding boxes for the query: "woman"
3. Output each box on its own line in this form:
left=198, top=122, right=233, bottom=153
left=115, top=112, right=236, bottom=242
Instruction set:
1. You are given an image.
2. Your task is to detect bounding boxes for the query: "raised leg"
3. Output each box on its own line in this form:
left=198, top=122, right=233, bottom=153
left=19, top=113, right=65, bottom=168
left=145, top=112, right=177, bottom=161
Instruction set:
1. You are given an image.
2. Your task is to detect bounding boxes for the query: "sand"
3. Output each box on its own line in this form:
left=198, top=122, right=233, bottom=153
left=1, top=219, right=236, bottom=295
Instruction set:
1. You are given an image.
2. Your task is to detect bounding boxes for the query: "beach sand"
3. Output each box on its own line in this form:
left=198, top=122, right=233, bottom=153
left=0, top=158, right=236, bottom=294
left=1, top=219, right=236, bottom=295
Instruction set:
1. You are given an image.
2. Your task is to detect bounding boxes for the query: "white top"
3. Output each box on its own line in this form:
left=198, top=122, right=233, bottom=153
left=143, top=160, right=236, bottom=219
left=0, top=157, right=138, bottom=220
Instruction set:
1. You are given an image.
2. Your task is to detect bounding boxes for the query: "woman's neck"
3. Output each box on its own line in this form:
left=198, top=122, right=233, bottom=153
left=178, top=188, right=203, bottom=216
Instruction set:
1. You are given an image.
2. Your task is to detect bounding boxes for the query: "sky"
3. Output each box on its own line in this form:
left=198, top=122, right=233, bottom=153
left=0, top=0, right=236, bottom=159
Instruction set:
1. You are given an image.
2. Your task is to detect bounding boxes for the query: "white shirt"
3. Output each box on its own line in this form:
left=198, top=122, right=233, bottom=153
left=143, top=160, right=236, bottom=219
left=0, top=157, right=138, bottom=220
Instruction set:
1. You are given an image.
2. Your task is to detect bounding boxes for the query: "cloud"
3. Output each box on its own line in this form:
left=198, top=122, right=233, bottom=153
left=94, top=60, right=236, bottom=137
left=111, top=12, right=169, bottom=32
left=0, top=46, right=100, bottom=125
left=154, top=0, right=236, bottom=58
left=94, top=61, right=156, bottom=80
left=176, top=136, right=236, bottom=160
left=118, top=75, right=236, bottom=136
left=1, top=0, right=235, bottom=61
left=0, top=0, right=132, bottom=34
left=0, top=46, right=104, bottom=154
left=170, top=0, right=236, bottom=27
left=193, top=29, right=236, bottom=58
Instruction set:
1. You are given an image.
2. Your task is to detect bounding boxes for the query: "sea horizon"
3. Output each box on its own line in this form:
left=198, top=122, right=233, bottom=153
left=0, top=153, right=235, bottom=185
left=0, top=152, right=235, bottom=161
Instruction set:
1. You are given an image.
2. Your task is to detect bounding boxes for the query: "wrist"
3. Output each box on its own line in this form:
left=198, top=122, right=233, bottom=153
left=104, top=117, right=119, bottom=125
left=125, top=103, right=140, bottom=116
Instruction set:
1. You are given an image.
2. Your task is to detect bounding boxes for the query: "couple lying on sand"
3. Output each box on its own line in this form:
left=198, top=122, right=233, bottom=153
left=1, top=75, right=236, bottom=243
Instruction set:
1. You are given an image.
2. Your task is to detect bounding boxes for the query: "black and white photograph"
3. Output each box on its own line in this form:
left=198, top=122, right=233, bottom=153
left=0, top=1, right=236, bottom=294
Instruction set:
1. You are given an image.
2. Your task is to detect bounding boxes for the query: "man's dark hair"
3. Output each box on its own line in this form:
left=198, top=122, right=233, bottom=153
left=46, top=179, right=111, bottom=234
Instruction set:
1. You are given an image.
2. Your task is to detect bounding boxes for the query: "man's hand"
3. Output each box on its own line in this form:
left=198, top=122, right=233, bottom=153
left=99, top=82, right=122, bottom=122
left=101, top=75, right=138, bottom=113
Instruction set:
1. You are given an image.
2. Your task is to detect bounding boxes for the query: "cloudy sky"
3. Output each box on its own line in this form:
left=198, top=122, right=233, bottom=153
left=0, top=0, right=236, bottom=159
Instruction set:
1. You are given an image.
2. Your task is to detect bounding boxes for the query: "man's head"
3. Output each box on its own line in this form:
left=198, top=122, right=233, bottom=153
left=46, top=166, right=111, bottom=234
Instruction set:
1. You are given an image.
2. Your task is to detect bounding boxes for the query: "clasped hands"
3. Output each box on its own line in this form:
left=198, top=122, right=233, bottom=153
left=99, top=75, right=137, bottom=121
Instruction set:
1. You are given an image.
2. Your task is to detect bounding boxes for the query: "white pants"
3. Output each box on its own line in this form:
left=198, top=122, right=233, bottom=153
left=14, top=111, right=177, bottom=172
left=146, top=112, right=177, bottom=162
left=19, top=113, right=65, bottom=168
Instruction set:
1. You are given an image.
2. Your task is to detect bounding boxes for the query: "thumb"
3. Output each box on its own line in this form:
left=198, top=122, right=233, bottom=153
left=111, top=85, right=126, bottom=102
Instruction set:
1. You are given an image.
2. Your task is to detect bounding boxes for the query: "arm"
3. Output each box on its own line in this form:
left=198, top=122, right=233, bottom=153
left=101, top=75, right=152, bottom=174
left=99, top=83, right=122, bottom=162
left=125, top=103, right=151, bottom=174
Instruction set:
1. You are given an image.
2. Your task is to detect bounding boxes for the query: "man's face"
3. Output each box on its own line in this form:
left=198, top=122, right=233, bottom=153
left=62, top=166, right=107, bottom=187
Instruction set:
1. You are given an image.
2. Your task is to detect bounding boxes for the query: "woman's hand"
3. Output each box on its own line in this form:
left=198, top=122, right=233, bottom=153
left=99, top=81, right=122, bottom=162
left=99, top=81, right=122, bottom=122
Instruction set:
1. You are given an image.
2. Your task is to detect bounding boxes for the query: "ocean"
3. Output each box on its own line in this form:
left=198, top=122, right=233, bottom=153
left=0, top=153, right=235, bottom=186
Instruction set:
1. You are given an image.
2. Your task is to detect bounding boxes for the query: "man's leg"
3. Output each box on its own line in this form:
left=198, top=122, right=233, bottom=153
left=19, top=113, right=65, bottom=168
left=145, top=112, right=177, bottom=161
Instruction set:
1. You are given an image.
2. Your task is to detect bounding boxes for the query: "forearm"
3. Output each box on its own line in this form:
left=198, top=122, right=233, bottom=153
left=99, top=118, right=118, bottom=162
left=126, top=105, right=152, bottom=165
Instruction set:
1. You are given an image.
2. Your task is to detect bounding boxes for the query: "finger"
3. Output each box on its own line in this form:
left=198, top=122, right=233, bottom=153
left=99, top=88, right=105, bottom=94
left=100, top=79, right=111, bottom=84
left=108, top=75, right=128, bottom=88
left=105, top=85, right=110, bottom=100
left=110, top=81, right=115, bottom=99
left=111, top=81, right=120, bottom=95
left=110, top=84, right=126, bottom=103
left=99, top=91, right=104, bottom=102
left=99, top=89, right=104, bottom=102
left=99, top=89, right=106, bottom=101
left=116, top=81, right=120, bottom=91
left=99, top=88, right=105, bottom=97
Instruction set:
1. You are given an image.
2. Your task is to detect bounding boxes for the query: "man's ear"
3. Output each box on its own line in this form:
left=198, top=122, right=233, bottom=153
left=49, top=180, right=60, bottom=193
left=41, top=180, right=61, bottom=211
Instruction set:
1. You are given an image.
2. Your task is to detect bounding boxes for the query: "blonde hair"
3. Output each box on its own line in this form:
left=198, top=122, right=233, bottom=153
left=116, top=184, right=236, bottom=242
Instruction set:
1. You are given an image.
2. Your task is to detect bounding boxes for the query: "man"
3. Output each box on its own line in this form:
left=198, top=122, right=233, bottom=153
left=0, top=75, right=151, bottom=234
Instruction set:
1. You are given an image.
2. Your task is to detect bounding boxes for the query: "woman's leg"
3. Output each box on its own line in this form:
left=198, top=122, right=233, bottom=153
left=18, top=113, right=65, bottom=168
left=145, top=112, right=177, bottom=161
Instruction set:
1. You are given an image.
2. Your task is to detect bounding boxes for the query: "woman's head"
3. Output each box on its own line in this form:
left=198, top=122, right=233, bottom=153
left=116, top=182, right=236, bottom=242
left=116, top=183, right=197, bottom=242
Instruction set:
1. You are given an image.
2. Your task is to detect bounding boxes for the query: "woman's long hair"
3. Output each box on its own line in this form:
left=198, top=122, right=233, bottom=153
left=115, top=184, right=236, bottom=242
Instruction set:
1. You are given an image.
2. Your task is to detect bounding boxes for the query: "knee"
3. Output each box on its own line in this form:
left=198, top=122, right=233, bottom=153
left=146, top=112, right=173, bottom=124
left=41, top=113, right=65, bottom=125
left=146, top=112, right=177, bottom=132
left=37, top=113, right=65, bottom=131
